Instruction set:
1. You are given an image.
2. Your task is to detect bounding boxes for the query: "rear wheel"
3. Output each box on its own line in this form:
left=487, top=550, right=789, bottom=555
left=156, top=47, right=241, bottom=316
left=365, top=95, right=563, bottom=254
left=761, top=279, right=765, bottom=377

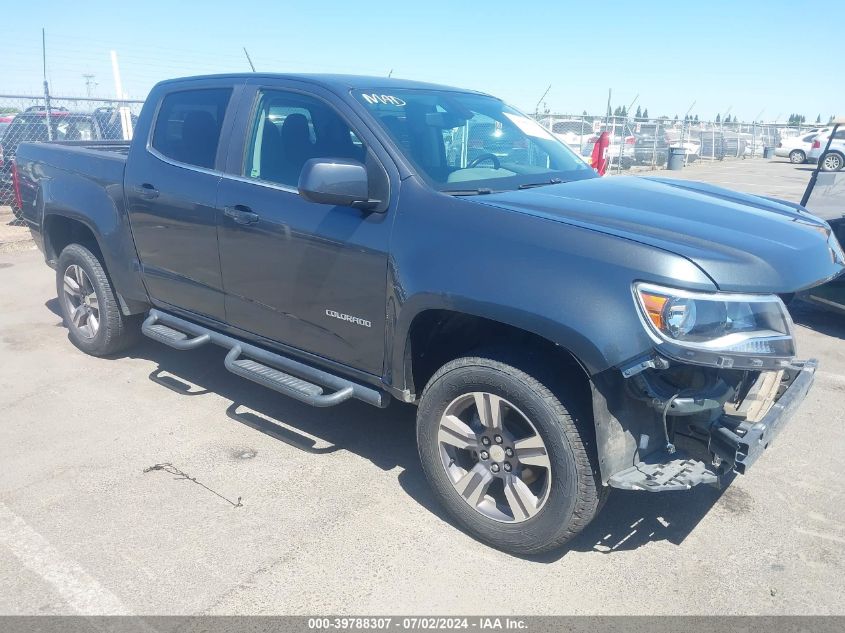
left=788, top=149, right=806, bottom=164
left=821, top=151, right=845, bottom=172
left=56, top=243, right=140, bottom=356
left=416, top=352, right=605, bottom=554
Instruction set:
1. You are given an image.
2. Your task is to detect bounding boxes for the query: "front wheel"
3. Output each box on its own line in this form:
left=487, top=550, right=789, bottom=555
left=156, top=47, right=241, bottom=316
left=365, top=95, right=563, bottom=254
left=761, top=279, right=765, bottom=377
left=416, top=352, right=605, bottom=554
left=789, top=149, right=806, bottom=164
left=56, top=243, right=140, bottom=356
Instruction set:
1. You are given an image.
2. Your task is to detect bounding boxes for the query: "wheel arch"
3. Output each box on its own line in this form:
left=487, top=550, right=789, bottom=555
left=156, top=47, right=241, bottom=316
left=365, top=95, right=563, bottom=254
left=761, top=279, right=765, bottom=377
left=399, top=306, right=596, bottom=400
left=44, top=213, right=103, bottom=263
left=43, top=211, right=150, bottom=315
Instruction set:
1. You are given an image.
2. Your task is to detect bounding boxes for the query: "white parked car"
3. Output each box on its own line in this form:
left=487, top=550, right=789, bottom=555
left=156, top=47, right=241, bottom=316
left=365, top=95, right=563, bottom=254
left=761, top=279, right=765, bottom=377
left=665, top=129, right=702, bottom=162
left=776, top=130, right=829, bottom=163
left=552, top=119, right=593, bottom=163
left=808, top=128, right=845, bottom=171
left=551, top=119, right=592, bottom=154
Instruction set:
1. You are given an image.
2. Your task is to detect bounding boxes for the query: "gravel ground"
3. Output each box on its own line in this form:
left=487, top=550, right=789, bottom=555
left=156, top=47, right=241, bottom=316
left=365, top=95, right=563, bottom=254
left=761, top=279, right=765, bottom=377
left=0, top=158, right=843, bottom=615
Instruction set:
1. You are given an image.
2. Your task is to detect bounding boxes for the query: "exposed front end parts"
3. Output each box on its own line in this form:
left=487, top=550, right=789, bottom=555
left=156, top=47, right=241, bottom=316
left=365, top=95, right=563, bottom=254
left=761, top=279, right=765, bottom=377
left=607, top=356, right=817, bottom=492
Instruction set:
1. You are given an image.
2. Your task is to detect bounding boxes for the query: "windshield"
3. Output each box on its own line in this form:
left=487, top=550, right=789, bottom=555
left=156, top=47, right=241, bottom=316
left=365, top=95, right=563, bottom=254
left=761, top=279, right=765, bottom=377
left=355, top=89, right=594, bottom=192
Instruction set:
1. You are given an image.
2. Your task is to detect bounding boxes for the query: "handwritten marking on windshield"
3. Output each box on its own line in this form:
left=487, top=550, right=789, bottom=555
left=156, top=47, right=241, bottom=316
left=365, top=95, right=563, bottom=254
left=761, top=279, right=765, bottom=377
left=361, top=94, right=406, bottom=107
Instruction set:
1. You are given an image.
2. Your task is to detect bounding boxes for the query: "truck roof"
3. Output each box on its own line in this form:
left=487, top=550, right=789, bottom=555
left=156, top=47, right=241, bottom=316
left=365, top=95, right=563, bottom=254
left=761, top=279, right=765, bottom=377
left=155, top=73, right=493, bottom=97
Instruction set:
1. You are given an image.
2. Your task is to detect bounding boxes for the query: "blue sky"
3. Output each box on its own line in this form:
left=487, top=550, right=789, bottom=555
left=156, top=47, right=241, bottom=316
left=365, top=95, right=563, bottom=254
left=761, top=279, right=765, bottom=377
left=3, top=0, right=842, bottom=122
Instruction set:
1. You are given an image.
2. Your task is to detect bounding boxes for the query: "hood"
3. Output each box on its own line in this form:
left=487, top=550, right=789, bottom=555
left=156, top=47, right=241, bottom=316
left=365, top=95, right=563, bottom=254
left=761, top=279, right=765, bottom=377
left=472, top=176, right=844, bottom=293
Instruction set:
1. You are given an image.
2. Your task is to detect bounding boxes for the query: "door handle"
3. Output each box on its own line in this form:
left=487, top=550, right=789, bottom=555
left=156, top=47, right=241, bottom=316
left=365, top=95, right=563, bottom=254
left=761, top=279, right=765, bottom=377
left=224, top=205, right=260, bottom=225
left=133, top=183, right=159, bottom=199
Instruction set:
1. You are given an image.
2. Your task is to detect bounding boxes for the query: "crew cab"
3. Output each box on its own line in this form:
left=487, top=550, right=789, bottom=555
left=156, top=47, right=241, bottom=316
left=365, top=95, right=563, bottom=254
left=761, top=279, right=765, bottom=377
left=14, top=74, right=845, bottom=554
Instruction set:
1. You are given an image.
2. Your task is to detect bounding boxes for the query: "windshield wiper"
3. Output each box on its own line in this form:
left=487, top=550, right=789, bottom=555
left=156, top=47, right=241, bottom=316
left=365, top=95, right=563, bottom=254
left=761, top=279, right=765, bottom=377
left=442, top=188, right=494, bottom=196
left=518, top=178, right=563, bottom=189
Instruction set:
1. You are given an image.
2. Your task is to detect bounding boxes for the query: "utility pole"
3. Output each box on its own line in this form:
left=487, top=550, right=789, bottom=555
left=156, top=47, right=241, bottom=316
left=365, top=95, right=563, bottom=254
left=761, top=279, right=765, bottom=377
left=83, top=74, right=97, bottom=98
left=42, top=28, right=53, bottom=140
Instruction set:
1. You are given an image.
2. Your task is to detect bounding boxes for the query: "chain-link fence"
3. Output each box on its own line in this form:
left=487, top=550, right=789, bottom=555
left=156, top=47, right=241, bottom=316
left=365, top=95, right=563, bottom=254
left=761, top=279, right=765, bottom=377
left=533, top=114, right=824, bottom=173
left=0, top=94, right=142, bottom=208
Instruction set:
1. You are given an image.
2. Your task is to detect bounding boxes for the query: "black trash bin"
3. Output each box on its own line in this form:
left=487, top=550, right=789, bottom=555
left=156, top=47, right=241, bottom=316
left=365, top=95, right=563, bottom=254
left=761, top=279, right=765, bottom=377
left=763, top=147, right=775, bottom=159
left=667, top=147, right=685, bottom=170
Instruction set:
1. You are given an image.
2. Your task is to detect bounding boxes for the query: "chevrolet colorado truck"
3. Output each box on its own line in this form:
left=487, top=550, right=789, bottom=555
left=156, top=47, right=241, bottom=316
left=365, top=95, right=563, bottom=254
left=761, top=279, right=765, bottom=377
left=14, top=74, right=845, bottom=554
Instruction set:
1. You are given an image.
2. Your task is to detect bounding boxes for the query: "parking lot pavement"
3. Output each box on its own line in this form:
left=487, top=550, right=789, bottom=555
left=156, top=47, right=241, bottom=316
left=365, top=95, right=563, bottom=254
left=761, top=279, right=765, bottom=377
left=1, top=160, right=844, bottom=616
left=634, top=156, right=816, bottom=201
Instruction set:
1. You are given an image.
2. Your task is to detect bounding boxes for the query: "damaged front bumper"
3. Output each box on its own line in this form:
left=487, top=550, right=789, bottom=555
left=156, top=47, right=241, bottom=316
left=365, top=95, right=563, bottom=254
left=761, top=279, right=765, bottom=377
left=606, top=358, right=817, bottom=492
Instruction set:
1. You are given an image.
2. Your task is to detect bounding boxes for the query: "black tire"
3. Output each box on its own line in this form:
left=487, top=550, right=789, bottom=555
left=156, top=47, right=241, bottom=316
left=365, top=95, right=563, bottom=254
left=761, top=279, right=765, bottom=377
left=56, top=243, right=140, bottom=356
left=788, top=150, right=806, bottom=164
left=416, top=351, right=606, bottom=555
left=820, top=151, right=845, bottom=172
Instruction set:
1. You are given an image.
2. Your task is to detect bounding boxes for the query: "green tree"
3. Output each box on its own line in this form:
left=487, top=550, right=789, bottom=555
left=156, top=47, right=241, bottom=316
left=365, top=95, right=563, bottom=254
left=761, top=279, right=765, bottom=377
left=694, top=114, right=699, bottom=122
left=715, top=113, right=721, bottom=123
left=816, top=114, right=822, bottom=123
left=634, top=105, right=642, bottom=119
left=642, top=108, right=649, bottom=119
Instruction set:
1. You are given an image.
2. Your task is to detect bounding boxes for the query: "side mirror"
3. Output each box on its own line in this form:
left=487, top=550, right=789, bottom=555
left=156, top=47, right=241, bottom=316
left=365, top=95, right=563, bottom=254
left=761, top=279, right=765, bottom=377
left=298, top=158, right=377, bottom=209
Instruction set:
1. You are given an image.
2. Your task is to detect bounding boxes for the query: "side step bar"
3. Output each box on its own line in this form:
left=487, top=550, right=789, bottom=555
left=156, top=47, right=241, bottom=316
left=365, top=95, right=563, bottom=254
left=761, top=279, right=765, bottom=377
left=141, top=309, right=388, bottom=409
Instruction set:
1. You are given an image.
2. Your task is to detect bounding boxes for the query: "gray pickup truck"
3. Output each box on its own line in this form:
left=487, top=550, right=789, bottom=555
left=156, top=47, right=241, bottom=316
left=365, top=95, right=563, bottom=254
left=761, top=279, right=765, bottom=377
left=14, top=74, right=845, bottom=554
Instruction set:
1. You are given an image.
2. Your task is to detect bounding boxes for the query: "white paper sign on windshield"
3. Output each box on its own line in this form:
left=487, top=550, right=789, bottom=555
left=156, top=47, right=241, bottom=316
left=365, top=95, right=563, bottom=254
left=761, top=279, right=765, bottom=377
left=503, top=112, right=555, bottom=141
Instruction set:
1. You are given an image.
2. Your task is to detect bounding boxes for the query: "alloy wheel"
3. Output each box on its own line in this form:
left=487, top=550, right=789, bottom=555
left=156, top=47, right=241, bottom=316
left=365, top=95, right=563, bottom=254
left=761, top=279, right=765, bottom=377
left=62, top=264, right=100, bottom=339
left=823, top=153, right=843, bottom=171
left=437, top=392, right=552, bottom=523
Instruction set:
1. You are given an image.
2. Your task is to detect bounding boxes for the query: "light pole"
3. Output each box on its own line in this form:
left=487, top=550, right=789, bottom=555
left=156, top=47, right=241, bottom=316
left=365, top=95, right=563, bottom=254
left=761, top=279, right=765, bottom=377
left=83, top=74, right=97, bottom=98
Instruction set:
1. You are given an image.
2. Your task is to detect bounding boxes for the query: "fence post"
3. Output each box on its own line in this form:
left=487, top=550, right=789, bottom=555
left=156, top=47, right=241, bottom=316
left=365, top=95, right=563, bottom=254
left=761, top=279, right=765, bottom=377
left=652, top=119, right=658, bottom=169
left=579, top=116, right=585, bottom=155
left=752, top=121, right=757, bottom=158
left=41, top=82, right=53, bottom=141
left=615, top=117, right=621, bottom=173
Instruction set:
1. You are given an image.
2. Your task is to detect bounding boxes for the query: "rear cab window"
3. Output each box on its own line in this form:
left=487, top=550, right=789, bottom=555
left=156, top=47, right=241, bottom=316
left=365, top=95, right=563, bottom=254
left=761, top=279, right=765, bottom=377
left=151, top=88, right=232, bottom=169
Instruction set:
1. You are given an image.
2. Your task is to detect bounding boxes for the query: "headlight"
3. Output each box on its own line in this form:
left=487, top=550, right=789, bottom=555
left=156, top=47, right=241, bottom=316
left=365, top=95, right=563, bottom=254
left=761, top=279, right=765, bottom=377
left=634, top=282, right=795, bottom=369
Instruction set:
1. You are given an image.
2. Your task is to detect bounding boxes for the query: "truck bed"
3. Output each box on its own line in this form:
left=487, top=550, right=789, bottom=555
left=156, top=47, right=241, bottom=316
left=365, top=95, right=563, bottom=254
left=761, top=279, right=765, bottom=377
left=16, top=140, right=130, bottom=186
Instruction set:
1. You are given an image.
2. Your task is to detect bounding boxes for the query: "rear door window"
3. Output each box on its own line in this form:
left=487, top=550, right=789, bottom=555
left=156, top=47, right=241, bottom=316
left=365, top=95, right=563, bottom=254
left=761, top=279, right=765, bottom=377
left=151, top=88, right=232, bottom=169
